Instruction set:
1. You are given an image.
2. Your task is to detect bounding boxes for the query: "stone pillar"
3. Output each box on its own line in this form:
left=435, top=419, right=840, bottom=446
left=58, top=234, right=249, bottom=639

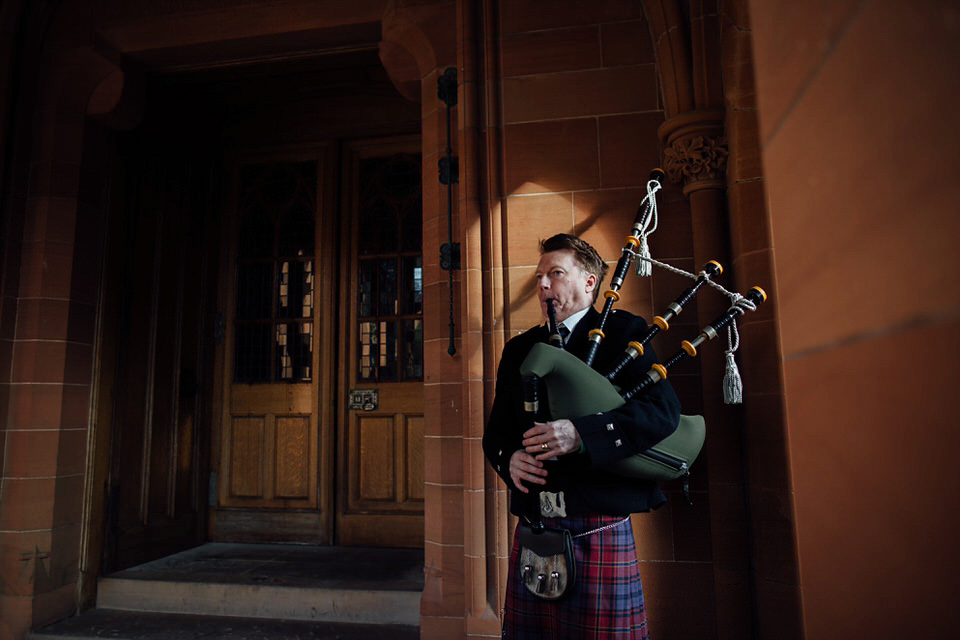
left=659, top=109, right=756, bottom=640
left=0, top=46, right=119, bottom=640
left=380, top=3, right=465, bottom=638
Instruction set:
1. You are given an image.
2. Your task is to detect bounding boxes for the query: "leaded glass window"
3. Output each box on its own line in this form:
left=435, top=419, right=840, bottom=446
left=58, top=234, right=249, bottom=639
left=357, top=154, right=423, bottom=381
left=234, top=161, right=316, bottom=383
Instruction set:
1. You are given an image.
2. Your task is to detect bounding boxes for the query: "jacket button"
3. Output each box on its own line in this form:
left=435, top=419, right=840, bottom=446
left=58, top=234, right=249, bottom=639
left=606, top=423, right=614, bottom=431
left=614, top=439, right=622, bottom=447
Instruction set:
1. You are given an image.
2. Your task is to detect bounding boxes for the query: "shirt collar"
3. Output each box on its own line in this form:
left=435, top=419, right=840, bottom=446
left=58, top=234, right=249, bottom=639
left=554, top=306, right=591, bottom=335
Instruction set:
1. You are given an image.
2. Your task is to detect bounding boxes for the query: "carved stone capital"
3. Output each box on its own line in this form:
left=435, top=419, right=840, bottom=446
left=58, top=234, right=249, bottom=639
left=658, top=110, right=728, bottom=195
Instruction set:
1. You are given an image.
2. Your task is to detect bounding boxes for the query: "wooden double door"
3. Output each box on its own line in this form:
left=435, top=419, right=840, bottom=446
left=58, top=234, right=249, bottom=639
left=212, top=138, right=424, bottom=547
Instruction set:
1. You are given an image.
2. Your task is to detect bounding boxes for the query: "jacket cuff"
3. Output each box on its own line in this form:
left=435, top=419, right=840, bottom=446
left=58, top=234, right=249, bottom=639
left=573, top=412, right=632, bottom=467
left=491, top=446, right=515, bottom=486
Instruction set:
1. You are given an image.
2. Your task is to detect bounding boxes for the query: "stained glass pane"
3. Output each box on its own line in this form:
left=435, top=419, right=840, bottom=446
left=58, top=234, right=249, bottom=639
left=402, top=319, right=423, bottom=379
left=278, top=260, right=314, bottom=319
left=378, top=320, right=397, bottom=381
left=276, top=322, right=312, bottom=381
left=357, top=320, right=398, bottom=381
left=379, top=258, right=397, bottom=317
left=402, top=256, right=422, bottom=315
left=359, top=259, right=377, bottom=317
left=359, top=321, right=378, bottom=380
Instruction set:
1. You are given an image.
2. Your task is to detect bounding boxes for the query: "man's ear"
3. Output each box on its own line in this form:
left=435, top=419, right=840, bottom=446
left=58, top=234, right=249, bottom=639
left=584, top=273, right=597, bottom=293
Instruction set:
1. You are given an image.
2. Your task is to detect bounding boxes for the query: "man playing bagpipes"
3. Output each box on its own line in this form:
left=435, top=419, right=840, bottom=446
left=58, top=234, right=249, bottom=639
left=483, top=233, right=681, bottom=639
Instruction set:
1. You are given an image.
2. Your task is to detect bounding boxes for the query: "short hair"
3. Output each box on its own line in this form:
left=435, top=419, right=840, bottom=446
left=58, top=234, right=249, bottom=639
left=539, top=234, right=608, bottom=297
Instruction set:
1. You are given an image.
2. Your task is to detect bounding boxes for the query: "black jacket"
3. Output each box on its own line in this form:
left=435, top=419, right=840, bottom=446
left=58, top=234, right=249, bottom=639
left=483, top=306, right=681, bottom=516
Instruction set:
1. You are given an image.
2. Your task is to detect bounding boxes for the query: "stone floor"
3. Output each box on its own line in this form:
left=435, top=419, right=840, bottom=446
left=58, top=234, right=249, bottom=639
left=30, top=610, right=421, bottom=640
left=30, top=609, right=421, bottom=640
left=29, top=543, right=424, bottom=640
left=103, top=542, right=425, bottom=591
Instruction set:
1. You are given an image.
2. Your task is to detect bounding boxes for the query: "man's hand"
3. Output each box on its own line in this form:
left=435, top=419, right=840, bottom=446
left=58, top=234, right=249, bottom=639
left=509, top=450, right=547, bottom=494
left=522, top=419, right=583, bottom=460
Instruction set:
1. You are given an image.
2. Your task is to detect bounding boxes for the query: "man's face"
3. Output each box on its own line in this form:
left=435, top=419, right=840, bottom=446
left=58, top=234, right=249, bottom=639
left=535, top=249, right=597, bottom=323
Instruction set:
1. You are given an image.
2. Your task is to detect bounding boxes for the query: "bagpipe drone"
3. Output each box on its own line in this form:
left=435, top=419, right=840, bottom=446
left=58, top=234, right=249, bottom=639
left=519, top=169, right=766, bottom=500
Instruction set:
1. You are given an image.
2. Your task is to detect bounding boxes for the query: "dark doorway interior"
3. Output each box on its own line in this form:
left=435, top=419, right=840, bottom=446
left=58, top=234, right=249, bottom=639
left=96, top=49, right=420, bottom=574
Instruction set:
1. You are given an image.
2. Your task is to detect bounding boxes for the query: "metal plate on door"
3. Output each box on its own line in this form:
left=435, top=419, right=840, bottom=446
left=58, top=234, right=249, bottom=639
left=348, top=388, right=379, bottom=411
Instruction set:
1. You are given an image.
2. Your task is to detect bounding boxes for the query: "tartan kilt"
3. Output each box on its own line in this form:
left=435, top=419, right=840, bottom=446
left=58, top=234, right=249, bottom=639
left=502, top=514, right=649, bottom=640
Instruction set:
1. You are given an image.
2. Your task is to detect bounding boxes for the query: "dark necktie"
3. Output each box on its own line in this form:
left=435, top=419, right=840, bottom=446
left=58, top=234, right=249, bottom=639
left=558, top=323, right=570, bottom=344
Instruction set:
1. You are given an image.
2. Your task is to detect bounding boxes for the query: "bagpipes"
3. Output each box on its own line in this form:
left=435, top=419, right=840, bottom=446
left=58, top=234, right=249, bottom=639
left=519, top=169, right=766, bottom=498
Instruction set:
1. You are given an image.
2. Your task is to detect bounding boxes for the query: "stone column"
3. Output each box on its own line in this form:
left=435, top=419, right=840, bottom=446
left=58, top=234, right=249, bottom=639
left=0, top=46, right=120, bottom=639
left=660, top=109, right=757, bottom=640
left=380, top=3, right=466, bottom=638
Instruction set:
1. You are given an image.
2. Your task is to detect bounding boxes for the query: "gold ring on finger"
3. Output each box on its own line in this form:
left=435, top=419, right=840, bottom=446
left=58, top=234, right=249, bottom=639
left=541, top=442, right=549, bottom=451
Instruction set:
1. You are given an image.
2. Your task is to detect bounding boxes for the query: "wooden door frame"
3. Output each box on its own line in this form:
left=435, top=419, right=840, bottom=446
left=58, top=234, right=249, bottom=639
left=210, top=142, right=339, bottom=543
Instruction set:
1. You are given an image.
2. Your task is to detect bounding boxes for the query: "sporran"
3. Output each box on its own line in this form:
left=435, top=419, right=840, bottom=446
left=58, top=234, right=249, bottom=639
left=517, top=524, right=576, bottom=601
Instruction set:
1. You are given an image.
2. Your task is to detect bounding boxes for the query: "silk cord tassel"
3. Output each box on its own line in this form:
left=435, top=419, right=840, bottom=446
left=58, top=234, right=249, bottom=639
left=723, top=349, right=743, bottom=405
left=634, top=178, right=661, bottom=277
left=721, top=294, right=756, bottom=404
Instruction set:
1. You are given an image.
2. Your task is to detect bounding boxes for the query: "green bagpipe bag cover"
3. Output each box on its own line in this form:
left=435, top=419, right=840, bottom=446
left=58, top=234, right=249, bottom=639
left=519, top=342, right=705, bottom=481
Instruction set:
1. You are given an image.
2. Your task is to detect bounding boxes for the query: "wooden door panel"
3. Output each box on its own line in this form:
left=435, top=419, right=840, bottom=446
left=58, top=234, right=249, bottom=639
left=338, top=406, right=424, bottom=545
left=356, top=415, right=396, bottom=502
left=229, top=416, right=265, bottom=498
left=224, top=414, right=314, bottom=503
left=405, top=415, right=425, bottom=501
left=349, top=409, right=424, bottom=509
left=221, top=412, right=318, bottom=505
left=276, top=416, right=311, bottom=499
left=229, top=381, right=313, bottom=412
left=222, top=384, right=317, bottom=508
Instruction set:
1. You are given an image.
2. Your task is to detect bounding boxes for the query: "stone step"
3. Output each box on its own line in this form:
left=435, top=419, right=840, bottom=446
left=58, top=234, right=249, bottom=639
left=94, top=543, right=423, bottom=627
left=95, top=575, right=421, bottom=626
left=29, top=608, right=419, bottom=640
left=30, top=543, right=425, bottom=639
